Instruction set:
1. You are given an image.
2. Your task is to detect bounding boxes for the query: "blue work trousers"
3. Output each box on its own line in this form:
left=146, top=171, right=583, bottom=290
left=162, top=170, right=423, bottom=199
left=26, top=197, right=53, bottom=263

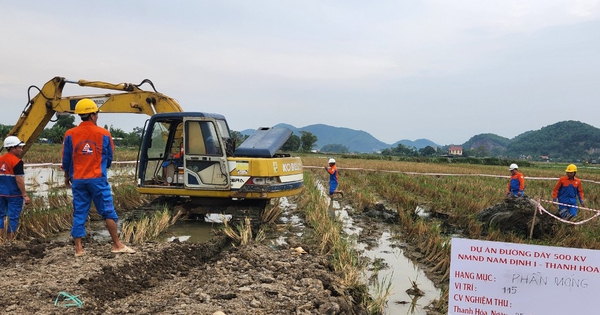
left=0, top=196, right=24, bottom=233
left=71, top=179, right=118, bottom=238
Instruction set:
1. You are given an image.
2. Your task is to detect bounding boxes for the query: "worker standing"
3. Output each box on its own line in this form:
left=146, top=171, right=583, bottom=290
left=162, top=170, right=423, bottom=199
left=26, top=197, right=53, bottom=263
left=62, top=99, right=135, bottom=256
left=552, top=164, right=584, bottom=220
left=506, top=163, right=525, bottom=197
left=0, top=136, right=31, bottom=240
left=324, top=158, right=343, bottom=198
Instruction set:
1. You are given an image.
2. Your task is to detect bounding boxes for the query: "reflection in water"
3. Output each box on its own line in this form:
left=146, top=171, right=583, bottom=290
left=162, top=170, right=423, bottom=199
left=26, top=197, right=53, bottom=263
left=357, top=231, right=440, bottom=314
left=205, top=213, right=232, bottom=223
left=269, top=197, right=304, bottom=247
left=168, top=235, right=191, bottom=242
left=162, top=220, right=217, bottom=243
left=25, top=163, right=135, bottom=198
left=25, top=164, right=217, bottom=244
left=324, top=179, right=441, bottom=314
left=32, top=164, right=442, bottom=313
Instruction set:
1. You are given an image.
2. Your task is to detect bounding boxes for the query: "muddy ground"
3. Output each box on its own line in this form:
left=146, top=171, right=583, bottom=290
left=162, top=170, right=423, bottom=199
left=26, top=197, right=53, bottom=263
left=0, top=190, right=456, bottom=315
left=0, top=228, right=376, bottom=315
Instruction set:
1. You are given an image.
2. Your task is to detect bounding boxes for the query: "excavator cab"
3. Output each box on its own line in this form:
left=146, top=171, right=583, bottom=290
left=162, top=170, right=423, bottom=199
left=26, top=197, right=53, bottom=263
left=137, top=112, right=231, bottom=195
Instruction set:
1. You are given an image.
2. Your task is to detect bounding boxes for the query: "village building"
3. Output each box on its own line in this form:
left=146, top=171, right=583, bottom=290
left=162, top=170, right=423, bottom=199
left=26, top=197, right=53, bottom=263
left=448, top=146, right=463, bottom=156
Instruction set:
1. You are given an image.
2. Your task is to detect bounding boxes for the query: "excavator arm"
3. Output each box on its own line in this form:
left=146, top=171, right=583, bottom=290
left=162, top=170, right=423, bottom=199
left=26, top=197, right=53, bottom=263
left=8, top=76, right=183, bottom=156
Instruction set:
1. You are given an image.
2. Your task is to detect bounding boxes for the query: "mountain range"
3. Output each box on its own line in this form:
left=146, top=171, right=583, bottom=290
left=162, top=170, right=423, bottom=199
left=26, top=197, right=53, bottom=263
left=463, top=120, right=600, bottom=160
left=241, top=123, right=443, bottom=152
left=241, top=120, right=600, bottom=160
left=242, top=123, right=430, bottom=153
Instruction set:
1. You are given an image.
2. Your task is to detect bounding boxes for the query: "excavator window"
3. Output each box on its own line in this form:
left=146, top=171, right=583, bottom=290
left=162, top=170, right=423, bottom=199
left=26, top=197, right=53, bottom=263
left=147, top=122, right=170, bottom=159
left=185, top=121, right=222, bottom=156
left=142, top=116, right=229, bottom=187
left=144, top=119, right=185, bottom=185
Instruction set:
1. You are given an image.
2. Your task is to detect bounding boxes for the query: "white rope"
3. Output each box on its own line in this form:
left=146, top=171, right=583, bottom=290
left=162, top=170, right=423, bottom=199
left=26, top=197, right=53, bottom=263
left=304, top=165, right=600, bottom=184
left=26, top=161, right=136, bottom=168
left=537, top=199, right=600, bottom=225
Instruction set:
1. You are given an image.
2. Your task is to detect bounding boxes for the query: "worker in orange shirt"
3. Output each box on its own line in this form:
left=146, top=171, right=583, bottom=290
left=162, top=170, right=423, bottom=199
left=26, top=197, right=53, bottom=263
left=552, top=164, right=584, bottom=220
left=0, top=136, right=31, bottom=240
left=325, top=158, right=343, bottom=198
left=62, top=99, right=135, bottom=256
left=506, top=163, right=525, bottom=197
left=162, top=141, right=184, bottom=184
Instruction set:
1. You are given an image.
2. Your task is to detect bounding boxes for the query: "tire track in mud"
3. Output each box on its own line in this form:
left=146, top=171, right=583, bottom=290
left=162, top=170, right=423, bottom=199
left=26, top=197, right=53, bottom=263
left=0, top=238, right=59, bottom=267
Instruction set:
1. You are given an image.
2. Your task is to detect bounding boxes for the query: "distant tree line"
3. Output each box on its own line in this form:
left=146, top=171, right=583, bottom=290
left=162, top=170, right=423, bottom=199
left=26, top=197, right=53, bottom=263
left=279, top=131, right=352, bottom=153
left=281, top=131, right=320, bottom=152
left=0, top=119, right=321, bottom=153
left=320, top=143, right=349, bottom=154
left=381, top=143, right=438, bottom=157
left=0, top=116, right=144, bottom=147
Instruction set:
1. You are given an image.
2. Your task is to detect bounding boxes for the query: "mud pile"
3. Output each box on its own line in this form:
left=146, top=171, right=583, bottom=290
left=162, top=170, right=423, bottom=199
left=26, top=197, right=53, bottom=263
left=477, top=197, right=555, bottom=238
left=361, top=203, right=400, bottom=223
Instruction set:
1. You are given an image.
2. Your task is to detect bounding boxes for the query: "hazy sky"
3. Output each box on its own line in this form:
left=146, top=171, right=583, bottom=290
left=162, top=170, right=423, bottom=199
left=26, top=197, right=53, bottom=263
left=1, top=1, right=599, bottom=145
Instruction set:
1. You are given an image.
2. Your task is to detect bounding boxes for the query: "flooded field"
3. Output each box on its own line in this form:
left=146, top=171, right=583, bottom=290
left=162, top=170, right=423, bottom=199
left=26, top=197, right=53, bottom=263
left=163, top=220, right=217, bottom=243
left=358, top=230, right=440, bottom=313
left=326, top=195, right=441, bottom=313
left=24, top=161, right=136, bottom=197
left=23, top=163, right=442, bottom=314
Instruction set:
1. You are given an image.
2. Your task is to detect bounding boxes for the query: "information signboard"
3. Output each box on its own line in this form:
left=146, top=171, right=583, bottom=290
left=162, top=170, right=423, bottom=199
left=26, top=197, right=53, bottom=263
left=449, top=238, right=600, bottom=315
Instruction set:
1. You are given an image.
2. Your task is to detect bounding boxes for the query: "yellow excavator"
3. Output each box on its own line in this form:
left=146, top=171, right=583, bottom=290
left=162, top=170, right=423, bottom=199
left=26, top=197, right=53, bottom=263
left=8, top=76, right=304, bottom=221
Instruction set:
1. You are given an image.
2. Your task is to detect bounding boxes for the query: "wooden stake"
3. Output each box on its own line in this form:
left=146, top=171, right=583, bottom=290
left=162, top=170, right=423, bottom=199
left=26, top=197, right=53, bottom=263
left=529, top=197, right=540, bottom=240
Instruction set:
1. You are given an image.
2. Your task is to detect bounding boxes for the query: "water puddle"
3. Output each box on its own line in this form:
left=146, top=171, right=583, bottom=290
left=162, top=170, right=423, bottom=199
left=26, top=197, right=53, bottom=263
left=27, top=164, right=442, bottom=313
left=160, top=179, right=441, bottom=315
left=321, top=180, right=441, bottom=314
left=24, top=163, right=135, bottom=197
left=357, top=230, right=440, bottom=314
left=161, top=220, right=217, bottom=243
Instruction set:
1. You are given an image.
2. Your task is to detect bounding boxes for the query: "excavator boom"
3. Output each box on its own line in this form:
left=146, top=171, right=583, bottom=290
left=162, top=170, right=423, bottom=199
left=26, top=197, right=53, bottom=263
left=8, top=76, right=182, bottom=155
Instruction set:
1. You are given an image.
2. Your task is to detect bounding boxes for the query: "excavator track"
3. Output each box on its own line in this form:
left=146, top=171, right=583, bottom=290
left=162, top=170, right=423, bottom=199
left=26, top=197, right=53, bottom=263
left=123, top=196, right=268, bottom=229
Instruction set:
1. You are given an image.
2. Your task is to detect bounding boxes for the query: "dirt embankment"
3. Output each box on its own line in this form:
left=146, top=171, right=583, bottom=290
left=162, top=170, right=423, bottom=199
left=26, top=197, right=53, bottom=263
left=0, top=235, right=367, bottom=315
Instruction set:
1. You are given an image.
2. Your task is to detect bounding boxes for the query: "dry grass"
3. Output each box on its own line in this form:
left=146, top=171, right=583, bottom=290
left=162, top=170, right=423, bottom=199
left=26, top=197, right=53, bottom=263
left=297, top=172, right=368, bottom=305
left=301, top=155, right=600, bottom=313
left=302, top=155, right=600, bottom=181
left=367, top=273, right=393, bottom=314
left=23, top=144, right=139, bottom=164
left=16, top=191, right=73, bottom=239
left=13, top=165, right=167, bottom=242
left=120, top=207, right=182, bottom=244
left=222, top=217, right=265, bottom=245
left=261, top=199, right=283, bottom=224
left=15, top=150, right=600, bottom=313
left=111, top=180, right=152, bottom=210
